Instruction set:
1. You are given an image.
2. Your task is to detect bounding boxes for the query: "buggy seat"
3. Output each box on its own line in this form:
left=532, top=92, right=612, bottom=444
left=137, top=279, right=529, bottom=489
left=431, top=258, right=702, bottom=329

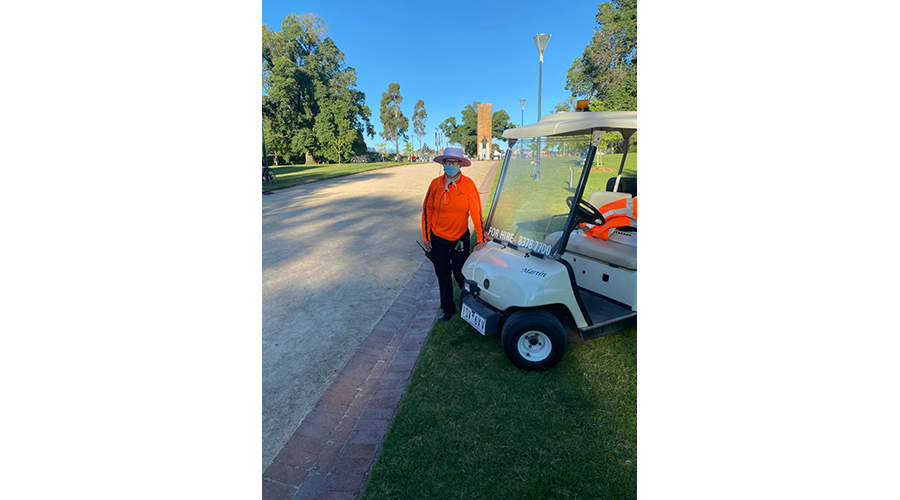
left=545, top=190, right=637, bottom=270
left=545, top=231, right=637, bottom=270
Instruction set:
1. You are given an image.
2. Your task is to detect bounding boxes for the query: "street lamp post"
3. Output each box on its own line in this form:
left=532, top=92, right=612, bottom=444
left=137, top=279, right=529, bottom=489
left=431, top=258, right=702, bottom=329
left=533, top=33, right=550, bottom=180
left=534, top=34, right=550, bottom=122
left=518, top=98, right=526, bottom=158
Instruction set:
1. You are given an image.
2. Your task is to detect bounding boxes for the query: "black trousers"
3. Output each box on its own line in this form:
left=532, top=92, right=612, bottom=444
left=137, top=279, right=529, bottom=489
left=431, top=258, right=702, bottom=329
left=428, top=230, right=470, bottom=314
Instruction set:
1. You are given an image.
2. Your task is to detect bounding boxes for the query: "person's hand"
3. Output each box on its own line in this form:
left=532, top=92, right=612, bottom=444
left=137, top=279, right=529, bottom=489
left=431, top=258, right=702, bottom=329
left=474, top=242, right=487, bottom=252
left=424, top=240, right=432, bottom=252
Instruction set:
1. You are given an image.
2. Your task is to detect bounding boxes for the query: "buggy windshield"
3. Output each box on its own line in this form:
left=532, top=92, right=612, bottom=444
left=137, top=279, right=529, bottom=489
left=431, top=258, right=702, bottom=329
left=486, top=134, right=636, bottom=257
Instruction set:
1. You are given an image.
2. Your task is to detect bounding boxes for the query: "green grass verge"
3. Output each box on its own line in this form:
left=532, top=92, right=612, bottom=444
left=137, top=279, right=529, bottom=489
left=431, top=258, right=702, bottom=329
left=262, top=161, right=415, bottom=192
left=361, top=287, right=637, bottom=500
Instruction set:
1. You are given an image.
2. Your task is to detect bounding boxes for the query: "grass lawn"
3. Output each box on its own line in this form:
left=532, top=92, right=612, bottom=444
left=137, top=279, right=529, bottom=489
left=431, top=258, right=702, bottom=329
left=262, top=161, right=414, bottom=192
left=361, top=288, right=637, bottom=500
left=362, top=153, right=638, bottom=499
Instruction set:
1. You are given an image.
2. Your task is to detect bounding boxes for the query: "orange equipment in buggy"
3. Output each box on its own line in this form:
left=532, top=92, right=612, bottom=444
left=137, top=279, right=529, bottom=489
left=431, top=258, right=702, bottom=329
left=583, top=197, right=637, bottom=240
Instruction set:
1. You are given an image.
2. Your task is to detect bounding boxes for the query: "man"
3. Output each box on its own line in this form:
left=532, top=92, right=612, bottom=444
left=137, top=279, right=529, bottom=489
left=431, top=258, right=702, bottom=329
left=421, top=147, right=488, bottom=321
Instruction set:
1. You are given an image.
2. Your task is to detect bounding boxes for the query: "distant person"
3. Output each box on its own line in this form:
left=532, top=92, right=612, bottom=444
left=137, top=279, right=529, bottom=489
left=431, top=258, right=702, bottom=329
left=421, top=147, right=487, bottom=322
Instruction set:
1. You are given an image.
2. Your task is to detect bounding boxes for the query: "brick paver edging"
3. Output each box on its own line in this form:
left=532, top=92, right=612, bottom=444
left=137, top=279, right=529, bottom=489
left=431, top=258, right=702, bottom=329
left=262, top=261, right=440, bottom=500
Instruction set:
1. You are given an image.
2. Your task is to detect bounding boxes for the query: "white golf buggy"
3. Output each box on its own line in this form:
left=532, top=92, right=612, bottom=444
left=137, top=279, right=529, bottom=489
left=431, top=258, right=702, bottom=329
left=459, top=110, right=637, bottom=370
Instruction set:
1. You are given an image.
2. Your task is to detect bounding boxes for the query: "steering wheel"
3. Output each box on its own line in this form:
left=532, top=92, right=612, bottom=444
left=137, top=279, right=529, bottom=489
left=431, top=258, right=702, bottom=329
left=566, top=196, right=605, bottom=225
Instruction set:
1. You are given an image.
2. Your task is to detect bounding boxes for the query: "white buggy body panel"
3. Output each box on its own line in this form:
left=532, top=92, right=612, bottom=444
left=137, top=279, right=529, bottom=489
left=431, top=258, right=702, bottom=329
left=462, top=243, right=589, bottom=328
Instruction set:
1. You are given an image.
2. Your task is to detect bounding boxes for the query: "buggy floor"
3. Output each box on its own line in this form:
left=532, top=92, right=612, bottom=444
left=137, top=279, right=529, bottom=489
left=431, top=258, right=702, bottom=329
left=578, top=287, right=633, bottom=325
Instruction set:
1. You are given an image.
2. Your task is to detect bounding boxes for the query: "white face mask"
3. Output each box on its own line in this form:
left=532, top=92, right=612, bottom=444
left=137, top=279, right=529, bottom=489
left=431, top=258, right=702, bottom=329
left=443, top=164, right=460, bottom=177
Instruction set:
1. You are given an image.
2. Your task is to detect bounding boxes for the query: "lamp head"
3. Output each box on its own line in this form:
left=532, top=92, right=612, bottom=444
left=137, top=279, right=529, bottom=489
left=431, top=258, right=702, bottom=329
left=534, top=33, right=551, bottom=59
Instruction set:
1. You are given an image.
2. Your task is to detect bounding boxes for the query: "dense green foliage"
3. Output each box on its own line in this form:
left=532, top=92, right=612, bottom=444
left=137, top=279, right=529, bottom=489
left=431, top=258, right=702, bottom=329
left=566, top=0, right=637, bottom=111
left=491, top=109, right=515, bottom=146
left=262, top=14, right=374, bottom=164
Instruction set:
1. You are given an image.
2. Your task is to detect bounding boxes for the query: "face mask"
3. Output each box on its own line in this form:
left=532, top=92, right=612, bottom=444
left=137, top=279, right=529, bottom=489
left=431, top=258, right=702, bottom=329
left=443, top=164, right=460, bottom=177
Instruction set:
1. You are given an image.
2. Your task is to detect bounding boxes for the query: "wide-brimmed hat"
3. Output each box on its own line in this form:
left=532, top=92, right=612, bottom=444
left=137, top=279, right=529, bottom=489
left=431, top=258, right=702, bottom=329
left=433, top=147, right=471, bottom=167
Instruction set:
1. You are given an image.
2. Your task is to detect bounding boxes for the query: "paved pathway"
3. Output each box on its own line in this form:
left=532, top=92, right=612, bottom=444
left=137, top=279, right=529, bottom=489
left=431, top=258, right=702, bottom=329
left=262, top=160, right=499, bottom=498
left=262, top=261, right=439, bottom=500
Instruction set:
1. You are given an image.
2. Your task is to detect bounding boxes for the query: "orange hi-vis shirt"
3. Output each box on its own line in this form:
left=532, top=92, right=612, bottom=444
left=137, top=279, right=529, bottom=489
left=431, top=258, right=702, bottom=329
left=422, top=173, right=486, bottom=243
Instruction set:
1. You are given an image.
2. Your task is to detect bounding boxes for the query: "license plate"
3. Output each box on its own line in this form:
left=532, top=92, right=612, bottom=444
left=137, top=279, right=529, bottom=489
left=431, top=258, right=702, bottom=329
left=461, top=303, right=487, bottom=335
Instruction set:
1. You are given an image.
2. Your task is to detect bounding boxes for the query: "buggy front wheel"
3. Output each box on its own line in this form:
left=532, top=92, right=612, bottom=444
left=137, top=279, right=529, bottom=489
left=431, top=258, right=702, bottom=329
left=500, top=310, right=567, bottom=371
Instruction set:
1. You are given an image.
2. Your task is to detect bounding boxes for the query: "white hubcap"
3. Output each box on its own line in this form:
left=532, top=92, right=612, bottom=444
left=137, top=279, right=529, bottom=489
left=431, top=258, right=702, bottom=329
left=517, top=330, right=551, bottom=362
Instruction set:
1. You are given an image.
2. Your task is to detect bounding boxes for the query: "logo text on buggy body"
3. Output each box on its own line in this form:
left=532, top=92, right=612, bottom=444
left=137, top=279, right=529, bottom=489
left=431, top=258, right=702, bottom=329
left=520, top=268, right=547, bottom=278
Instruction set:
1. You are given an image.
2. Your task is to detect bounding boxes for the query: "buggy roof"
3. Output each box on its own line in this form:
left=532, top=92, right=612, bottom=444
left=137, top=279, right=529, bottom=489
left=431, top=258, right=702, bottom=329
left=502, top=111, right=637, bottom=139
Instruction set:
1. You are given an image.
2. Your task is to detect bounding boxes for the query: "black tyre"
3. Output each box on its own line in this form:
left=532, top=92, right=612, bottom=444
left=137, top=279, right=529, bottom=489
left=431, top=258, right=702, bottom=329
left=500, top=309, right=567, bottom=371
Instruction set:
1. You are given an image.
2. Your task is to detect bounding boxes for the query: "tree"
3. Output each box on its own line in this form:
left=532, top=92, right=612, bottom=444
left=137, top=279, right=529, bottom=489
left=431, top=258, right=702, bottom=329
left=262, top=13, right=374, bottom=164
left=413, top=99, right=427, bottom=157
left=553, top=97, right=576, bottom=113
left=379, top=83, right=409, bottom=157
left=308, top=38, right=375, bottom=163
left=491, top=110, right=515, bottom=148
left=263, top=16, right=317, bottom=165
left=457, top=103, right=479, bottom=156
left=437, top=102, right=478, bottom=156
left=403, top=140, right=415, bottom=161
left=375, top=141, right=387, bottom=162
left=565, top=0, right=637, bottom=111
left=438, top=117, right=457, bottom=152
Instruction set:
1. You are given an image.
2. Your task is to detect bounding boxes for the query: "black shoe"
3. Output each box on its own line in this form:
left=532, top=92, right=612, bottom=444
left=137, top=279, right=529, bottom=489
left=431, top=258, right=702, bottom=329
left=438, top=312, right=453, bottom=322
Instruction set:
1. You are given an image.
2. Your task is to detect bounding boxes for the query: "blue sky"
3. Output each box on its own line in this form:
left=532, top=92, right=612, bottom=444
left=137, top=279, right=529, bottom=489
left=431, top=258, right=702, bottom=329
left=262, top=0, right=602, bottom=152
